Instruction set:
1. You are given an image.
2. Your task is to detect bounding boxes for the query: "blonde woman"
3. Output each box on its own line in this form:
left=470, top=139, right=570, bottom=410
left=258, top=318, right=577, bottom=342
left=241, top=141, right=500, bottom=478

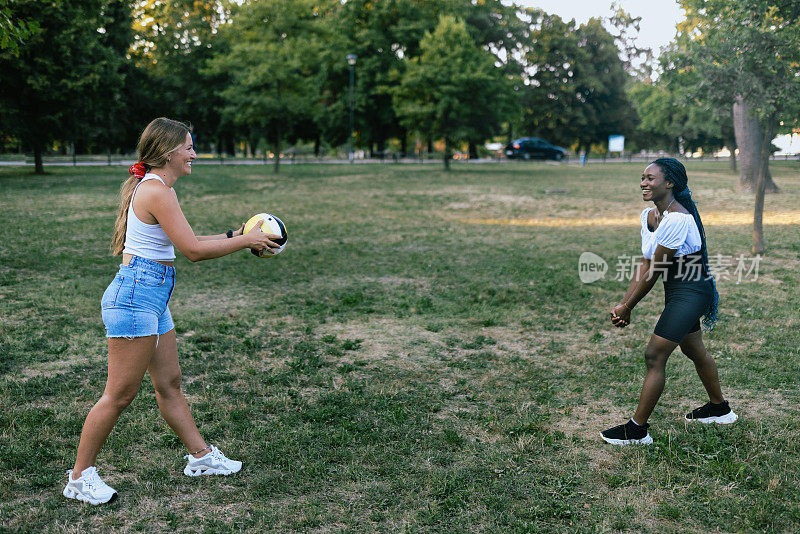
left=63, top=118, right=279, bottom=504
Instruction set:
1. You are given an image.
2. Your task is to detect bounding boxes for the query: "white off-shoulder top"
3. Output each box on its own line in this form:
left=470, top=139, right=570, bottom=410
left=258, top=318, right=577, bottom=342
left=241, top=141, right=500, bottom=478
left=640, top=207, right=702, bottom=259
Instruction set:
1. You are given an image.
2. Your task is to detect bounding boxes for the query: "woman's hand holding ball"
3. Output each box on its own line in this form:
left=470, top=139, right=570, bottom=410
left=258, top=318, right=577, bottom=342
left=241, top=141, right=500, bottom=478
left=243, top=213, right=287, bottom=258
left=243, top=220, right=281, bottom=254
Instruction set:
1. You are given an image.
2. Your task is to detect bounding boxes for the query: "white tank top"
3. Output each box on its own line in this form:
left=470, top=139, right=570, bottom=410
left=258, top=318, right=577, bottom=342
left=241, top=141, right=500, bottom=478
left=122, top=173, right=176, bottom=261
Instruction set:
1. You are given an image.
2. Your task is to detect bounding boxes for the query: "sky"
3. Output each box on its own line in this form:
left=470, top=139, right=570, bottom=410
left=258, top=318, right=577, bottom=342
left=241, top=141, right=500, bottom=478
left=515, top=0, right=685, bottom=57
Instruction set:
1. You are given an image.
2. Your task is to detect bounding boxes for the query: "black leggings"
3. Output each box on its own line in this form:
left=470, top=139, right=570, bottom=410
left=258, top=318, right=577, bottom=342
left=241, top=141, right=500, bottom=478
left=653, top=255, right=714, bottom=343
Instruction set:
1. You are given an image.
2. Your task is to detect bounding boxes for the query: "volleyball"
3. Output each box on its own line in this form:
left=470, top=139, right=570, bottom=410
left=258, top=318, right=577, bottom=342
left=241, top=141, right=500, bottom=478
left=244, top=213, right=287, bottom=257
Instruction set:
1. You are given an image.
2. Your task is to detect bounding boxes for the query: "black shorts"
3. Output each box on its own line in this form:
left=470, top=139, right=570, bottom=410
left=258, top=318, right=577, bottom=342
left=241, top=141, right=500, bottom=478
left=653, top=254, right=714, bottom=343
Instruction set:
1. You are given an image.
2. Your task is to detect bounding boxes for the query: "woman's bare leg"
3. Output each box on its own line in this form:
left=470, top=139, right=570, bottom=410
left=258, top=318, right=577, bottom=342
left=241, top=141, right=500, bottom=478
left=147, top=329, right=206, bottom=456
left=679, top=330, right=724, bottom=404
left=72, top=336, right=155, bottom=475
left=632, top=334, right=679, bottom=425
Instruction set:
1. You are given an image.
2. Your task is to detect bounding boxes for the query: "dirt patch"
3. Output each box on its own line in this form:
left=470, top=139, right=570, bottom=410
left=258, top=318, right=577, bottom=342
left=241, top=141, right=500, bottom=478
left=171, top=290, right=250, bottom=314
left=316, top=318, right=445, bottom=372
left=720, top=387, right=796, bottom=420
left=355, top=276, right=431, bottom=290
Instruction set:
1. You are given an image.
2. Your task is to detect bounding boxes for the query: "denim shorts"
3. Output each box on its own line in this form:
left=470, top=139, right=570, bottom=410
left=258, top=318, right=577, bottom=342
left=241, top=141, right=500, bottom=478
left=101, top=255, right=176, bottom=338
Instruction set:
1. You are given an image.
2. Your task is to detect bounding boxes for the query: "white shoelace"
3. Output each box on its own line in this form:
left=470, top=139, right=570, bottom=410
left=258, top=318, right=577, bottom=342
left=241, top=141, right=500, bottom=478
left=210, top=447, right=229, bottom=465
left=82, top=468, right=111, bottom=492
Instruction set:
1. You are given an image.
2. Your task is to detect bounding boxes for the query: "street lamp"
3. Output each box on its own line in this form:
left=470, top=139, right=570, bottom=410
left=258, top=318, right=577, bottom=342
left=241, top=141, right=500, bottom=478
left=346, top=54, right=357, bottom=163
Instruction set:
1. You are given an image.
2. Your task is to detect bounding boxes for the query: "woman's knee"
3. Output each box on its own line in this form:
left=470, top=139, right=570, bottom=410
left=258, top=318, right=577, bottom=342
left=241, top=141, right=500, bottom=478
left=644, top=347, right=668, bottom=369
left=102, top=387, right=139, bottom=412
left=153, top=372, right=182, bottom=397
left=682, top=347, right=705, bottom=362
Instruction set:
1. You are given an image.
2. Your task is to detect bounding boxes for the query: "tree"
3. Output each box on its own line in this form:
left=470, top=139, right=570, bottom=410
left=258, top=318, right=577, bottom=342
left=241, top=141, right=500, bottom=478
left=0, top=0, right=38, bottom=56
left=516, top=13, right=635, bottom=154
left=571, top=19, right=637, bottom=155
left=677, top=0, right=790, bottom=194
left=132, top=0, right=232, bottom=154
left=323, top=0, right=525, bottom=158
left=91, top=0, right=139, bottom=155
left=0, top=0, right=127, bottom=173
left=627, top=81, right=681, bottom=152
left=208, top=0, right=329, bottom=173
left=629, top=47, right=736, bottom=165
left=516, top=11, right=582, bottom=146
left=391, top=15, right=512, bottom=170
left=679, top=0, right=800, bottom=253
left=325, top=0, right=420, bottom=158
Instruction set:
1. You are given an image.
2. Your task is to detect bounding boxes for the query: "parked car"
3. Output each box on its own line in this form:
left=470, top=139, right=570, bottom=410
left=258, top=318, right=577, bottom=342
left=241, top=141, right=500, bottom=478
left=505, top=138, right=566, bottom=161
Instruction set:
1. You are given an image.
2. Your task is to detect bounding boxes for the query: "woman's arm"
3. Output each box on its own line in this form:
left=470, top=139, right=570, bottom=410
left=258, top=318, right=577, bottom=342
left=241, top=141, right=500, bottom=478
left=196, top=223, right=245, bottom=241
left=147, top=187, right=277, bottom=261
left=196, top=233, right=229, bottom=242
left=611, top=246, right=677, bottom=326
left=620, top=258, right=651, bottom=304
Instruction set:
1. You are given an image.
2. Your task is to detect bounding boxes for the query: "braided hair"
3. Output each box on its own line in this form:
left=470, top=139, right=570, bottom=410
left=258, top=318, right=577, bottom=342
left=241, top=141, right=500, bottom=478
left=651, top=158, right=719, bottom=329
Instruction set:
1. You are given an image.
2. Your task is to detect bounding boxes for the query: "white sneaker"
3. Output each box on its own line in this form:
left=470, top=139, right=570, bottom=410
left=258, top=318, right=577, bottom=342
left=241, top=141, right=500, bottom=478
left=184, top=445, right=242, bottom=476
left=62, top=466, right=118, bottom=505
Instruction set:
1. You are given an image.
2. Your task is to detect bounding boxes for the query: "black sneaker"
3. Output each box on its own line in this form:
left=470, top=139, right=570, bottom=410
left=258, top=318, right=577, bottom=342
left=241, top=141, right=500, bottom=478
left=685, top=400, right=738, bottom=424
left=600, top=419, right=653, bottom=445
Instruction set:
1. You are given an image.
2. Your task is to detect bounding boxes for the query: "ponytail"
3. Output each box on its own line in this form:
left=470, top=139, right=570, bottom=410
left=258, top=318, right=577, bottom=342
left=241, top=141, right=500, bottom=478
left=110, top=163, right=149, bottom=255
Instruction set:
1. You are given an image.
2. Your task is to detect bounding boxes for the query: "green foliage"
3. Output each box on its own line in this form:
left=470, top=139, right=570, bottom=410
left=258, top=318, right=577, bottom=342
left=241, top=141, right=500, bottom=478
left=320, top=0, right=525, bottom=155
left=132, top=0, right=231, bottom=148
left=627, top=67, right=733, bottom=154
left=391, top=15, right=512, bottom=167
left=326, top=0, right=420, bottom=153
left=627, top=0, right=800, bottom=156
left=207, top=0, right=330, bottom=165
left=517, top=13, right=636, bottom=150
left=0, top=0, right=128, bottom=168
left=606, top=2, right=654, bottom=80
left=0, top=0, right=39, bottom=56
left=7, top=0, right=758, bottom=162
left=678, top=0, right=800, bottom=126
left=516, top=11, right=580, bottom=145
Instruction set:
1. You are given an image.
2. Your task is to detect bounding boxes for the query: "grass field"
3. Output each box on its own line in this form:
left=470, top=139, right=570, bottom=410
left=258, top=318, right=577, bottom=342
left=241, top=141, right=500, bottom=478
left=1, top=161, right=799, bottom=533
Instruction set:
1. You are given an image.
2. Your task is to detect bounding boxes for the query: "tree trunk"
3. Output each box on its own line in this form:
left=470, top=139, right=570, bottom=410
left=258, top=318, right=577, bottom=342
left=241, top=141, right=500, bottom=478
left=468, top=141, right=478, bottom=160
left=443, top=138, right=451, bottom=171
left=733, top=96, right=779, bottom=193
left=314, top=136, right=321, bottom=158
left=33, top=142, right=44, bottom=174
left=399, top=127, right=407, bottom=157
left=377, top=137, right=386, bottom=160
left=580, top=141, right=589, bottom=165
left=273, top=138, right=280, bottom=174
left=752, top=116, right=777, bottom=254
left=726, top=136, right=736, bottom=172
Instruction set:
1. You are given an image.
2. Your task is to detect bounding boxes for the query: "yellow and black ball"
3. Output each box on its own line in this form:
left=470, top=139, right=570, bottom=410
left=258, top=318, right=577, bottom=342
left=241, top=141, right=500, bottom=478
left=244, top=213, right=287, bottom=257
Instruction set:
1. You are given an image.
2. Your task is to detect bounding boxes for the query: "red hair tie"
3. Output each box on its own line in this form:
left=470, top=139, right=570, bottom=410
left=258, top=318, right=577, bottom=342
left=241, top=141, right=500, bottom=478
left=129, top=162, right=147, bottom=179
